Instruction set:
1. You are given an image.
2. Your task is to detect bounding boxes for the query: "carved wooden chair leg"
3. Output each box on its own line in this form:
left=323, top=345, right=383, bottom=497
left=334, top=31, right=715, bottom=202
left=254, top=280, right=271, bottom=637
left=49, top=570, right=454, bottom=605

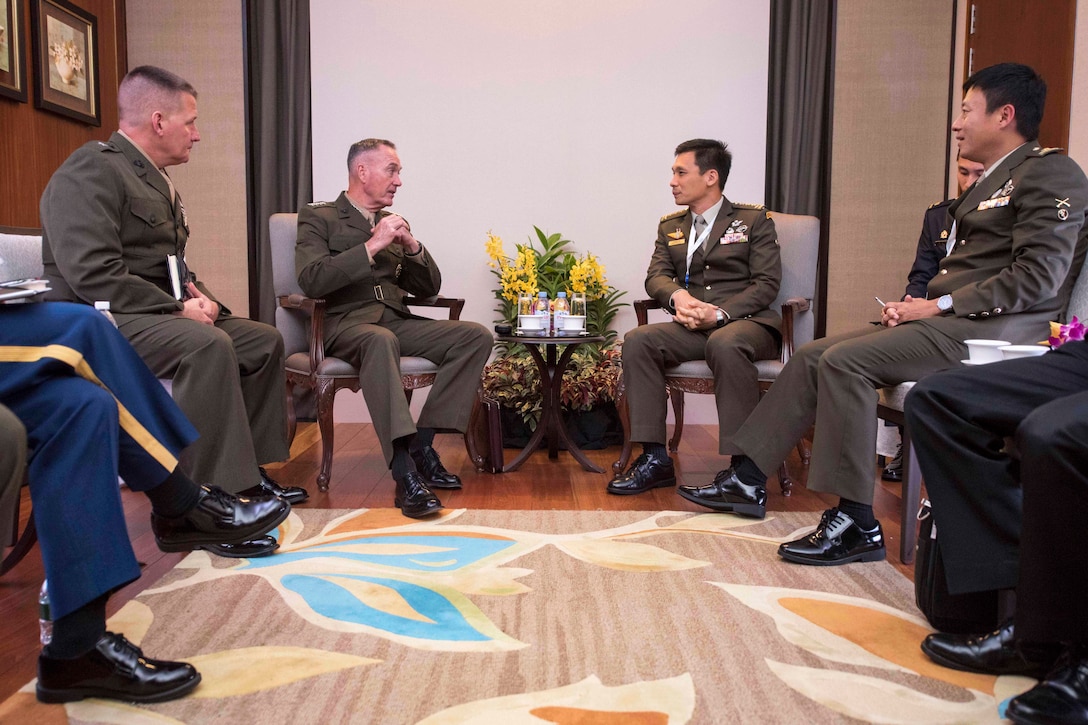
left=667, top=387, right=685, bottom=452
left=612, top=374, right=633, bottom=474
left=285, top=380, right=298, bottom=446
left=316, top=379, right=336, bottom=492
left=777, top=461, right=793, bottom=496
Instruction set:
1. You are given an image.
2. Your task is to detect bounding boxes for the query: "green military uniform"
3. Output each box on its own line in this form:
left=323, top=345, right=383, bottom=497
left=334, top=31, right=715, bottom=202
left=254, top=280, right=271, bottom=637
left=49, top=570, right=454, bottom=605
left=0, top=404, right=25, bottom=553
left=733, top=142, right=1088, bottom=504
left=40, top=132, right=289, bottom=492
left=296, top=192, right=491, bottom=465
left=624, top=198, right=782, bottom=452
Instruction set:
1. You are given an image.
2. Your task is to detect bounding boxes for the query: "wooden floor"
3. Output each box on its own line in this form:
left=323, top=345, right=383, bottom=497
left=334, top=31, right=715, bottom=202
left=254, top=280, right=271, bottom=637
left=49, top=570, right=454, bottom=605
left=0, top=421, right=914, bottom=704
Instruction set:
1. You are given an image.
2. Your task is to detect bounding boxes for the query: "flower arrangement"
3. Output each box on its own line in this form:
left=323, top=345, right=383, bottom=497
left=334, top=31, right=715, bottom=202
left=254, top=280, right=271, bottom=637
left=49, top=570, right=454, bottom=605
left=1049, top=316, right=1085, bottom=347
left=482, top=347, right=622, bottom=428
left=486, top=227, right=626, bottom=345
left=49, top=38, right=84, bottom=84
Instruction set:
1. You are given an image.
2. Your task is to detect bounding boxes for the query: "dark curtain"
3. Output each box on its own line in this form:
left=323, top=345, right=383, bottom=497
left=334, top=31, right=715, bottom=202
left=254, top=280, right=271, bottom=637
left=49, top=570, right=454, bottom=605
left=766, top=0, right=834, bottom=335
left=244, top=0, right=312, bottom=324
left=765, top=0, right=835, bottom=217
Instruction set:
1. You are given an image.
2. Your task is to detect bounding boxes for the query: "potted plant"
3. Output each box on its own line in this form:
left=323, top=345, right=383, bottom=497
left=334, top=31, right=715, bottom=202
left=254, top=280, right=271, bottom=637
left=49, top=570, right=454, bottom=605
left=483, top=228, right=627, bottom=448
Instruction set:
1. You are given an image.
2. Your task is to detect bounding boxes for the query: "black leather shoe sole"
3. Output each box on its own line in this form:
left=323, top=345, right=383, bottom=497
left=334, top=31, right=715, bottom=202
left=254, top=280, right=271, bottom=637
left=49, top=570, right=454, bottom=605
left=606, top=476, right=675, bottom=496
left=37, top=672, right=202, bottom=704
left=426, top=478, right=463, bottom=490
left=881, top=469, right=903, bottom=483
left=196, top=535, right=279, bottom=558
left=676, top=488, right=765, bottom=518
left=240, top=483, right=310, bottom=505
left=155, top=504, right=290, bottom=553
left=395, top=497, right=443, bottom=519
left=777, top=545, right=886, bottom=566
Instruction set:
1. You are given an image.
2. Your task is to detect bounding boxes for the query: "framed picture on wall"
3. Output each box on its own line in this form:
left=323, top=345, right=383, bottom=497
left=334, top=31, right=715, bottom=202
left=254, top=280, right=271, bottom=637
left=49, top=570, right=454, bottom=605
left=0, top=0, right=28, bottom=102
left=30, top=0, right=99, bottom=125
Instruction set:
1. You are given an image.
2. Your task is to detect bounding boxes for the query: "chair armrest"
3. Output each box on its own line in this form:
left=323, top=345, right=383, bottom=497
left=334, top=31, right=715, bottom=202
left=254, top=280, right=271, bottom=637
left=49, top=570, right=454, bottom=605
left=779, top=297, right=811, bottom=363
left=277, top=294, right=327, bottom=369
left=633, top=299, right=661, bottom=326
left=405, top=296, right=465, bottom=321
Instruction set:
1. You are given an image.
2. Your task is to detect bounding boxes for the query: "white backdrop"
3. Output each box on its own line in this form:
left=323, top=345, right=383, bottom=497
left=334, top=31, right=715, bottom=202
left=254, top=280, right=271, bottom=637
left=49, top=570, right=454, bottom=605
left=311, top=0, right=770, bottom=423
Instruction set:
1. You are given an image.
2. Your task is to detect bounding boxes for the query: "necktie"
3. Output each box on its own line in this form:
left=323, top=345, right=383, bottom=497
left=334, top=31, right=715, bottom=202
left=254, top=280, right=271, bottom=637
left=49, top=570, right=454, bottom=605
left=693, top=214, right=707, bottom=246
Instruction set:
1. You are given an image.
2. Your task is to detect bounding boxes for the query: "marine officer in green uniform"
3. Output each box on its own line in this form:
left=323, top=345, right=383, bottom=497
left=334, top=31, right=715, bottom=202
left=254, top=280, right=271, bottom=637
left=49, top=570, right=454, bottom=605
left=296, top=139, right=492, bottom=518
left=608, top=138, right=782, bottom=502
left=40, top=66, right=307, bottom=529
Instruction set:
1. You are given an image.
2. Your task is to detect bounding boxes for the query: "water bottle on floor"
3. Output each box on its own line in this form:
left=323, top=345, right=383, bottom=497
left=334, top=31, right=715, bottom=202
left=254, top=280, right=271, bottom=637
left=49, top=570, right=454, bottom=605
left=39, top=580, right=52, bottom=646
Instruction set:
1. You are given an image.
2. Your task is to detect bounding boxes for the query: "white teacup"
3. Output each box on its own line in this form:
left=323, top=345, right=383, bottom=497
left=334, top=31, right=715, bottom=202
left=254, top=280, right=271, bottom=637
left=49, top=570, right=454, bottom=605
left=999, top=344, right=1049, bottom=360
left=559, top=315, right=586, bottom=334
left=963, top=339, right=1011, bottom=364
left=517, top=314, right=546, bottom=333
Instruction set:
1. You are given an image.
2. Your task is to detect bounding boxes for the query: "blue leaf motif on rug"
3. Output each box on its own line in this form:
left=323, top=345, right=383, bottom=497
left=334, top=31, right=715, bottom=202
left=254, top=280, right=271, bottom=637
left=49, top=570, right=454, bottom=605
left=240, top=535, right=517, bottom=572
left=281, top=574, right=491, bottom=641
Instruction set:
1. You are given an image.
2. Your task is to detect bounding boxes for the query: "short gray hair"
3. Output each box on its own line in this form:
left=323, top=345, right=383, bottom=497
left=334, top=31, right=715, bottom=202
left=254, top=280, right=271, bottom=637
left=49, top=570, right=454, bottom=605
left=347, top=138, right=395, bottom=171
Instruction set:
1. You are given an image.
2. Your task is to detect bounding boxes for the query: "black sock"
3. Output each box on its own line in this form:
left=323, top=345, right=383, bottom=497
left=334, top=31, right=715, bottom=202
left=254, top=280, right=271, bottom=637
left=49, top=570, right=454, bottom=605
left=144, top=467, right=202, bottom=518
left=44, top=592, right=108, bottom=659
left=391, top=435, right=417, bottom=480
left=838, top=498, right=876, bottom=529
left=732, top=455, right=767, bottom=487
left=642, top=442, right=668, bottom=459
left=411, top=428, right=436, bottom=454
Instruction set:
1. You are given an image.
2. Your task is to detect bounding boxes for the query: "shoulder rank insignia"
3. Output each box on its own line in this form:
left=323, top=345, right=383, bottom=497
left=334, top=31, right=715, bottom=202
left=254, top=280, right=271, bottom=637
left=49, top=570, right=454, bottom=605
left=928, top=200, right=944, bottom=209
left=733, top=202, right=765, bottom=210
left=1037, top=147, right=1063, bottom=156
left=940, top=230, right=949, bottom=239
left=660, top=209, right=686, bottom=222
left=307, top=201, right=335, bottom=207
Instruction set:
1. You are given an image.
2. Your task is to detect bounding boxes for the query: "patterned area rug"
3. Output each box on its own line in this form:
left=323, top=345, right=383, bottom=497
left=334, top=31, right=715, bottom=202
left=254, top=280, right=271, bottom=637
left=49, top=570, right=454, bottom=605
left=0, top=509, right=1034, bottom=724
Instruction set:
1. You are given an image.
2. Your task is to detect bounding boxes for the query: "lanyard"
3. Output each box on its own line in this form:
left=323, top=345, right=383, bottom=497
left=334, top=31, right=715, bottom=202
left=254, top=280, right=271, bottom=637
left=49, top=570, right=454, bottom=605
left=684, top=217, right=713, bottom=287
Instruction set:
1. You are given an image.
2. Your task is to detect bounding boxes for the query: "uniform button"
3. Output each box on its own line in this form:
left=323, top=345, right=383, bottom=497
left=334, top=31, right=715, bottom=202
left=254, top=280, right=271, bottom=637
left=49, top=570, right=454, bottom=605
left=980, top=311, right=990, bottom=317
left=960, top=240, right=966, bottom=246
left=994, top=307, right=1002, bottom=313
left=940, top=269, right=948, bottom=275
left=705, top=265, right=710, bottom=270
left=150, top=215, right=157, bottom=223
left=969, top=314, right=977, bottom=319
left=705, top=285, right=711, bottom=290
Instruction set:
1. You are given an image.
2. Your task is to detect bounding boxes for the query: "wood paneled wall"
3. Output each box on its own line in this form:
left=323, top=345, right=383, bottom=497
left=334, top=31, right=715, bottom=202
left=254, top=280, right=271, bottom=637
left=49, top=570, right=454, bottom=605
left=0, top=0, right=126, bottom=228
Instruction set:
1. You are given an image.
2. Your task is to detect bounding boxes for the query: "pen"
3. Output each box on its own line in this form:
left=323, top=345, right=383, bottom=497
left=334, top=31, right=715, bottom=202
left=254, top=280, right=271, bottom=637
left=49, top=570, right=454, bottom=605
left=874, top=296, right=886, bottom=307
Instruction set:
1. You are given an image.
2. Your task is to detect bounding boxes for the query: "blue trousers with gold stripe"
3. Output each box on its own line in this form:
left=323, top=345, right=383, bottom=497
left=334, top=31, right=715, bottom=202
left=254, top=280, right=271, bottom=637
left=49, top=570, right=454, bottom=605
left=0, top=302, right=198, bottom=619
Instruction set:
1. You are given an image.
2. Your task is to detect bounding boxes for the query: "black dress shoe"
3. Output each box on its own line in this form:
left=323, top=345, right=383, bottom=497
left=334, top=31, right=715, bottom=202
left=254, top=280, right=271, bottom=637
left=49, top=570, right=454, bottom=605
left=152, top=484, right=290, bottom=553
left=881, top=445, right=903, bottom=482
left=778, top=508, right=885, bottom=565
left=196, top=534, right=279, bottom=559
left=411, top=446, right=462, bottom=490
left=237, top=467, right=310, bottom=505
left=921, top=620, right=1061, bottom=678
left=37, top=632, right=200, bottom=704
left=395, top=471, right=443, bottom=518
left=1007, top=651, right=1088, bottom=725
left=607, top=453, right=675, bottom=495
left=677, top=467, right=765, bottom=517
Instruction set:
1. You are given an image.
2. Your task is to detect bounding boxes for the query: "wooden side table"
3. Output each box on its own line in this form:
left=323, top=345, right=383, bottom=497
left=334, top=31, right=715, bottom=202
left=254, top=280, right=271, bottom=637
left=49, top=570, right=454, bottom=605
left=495, top=333, right=605, bottom=473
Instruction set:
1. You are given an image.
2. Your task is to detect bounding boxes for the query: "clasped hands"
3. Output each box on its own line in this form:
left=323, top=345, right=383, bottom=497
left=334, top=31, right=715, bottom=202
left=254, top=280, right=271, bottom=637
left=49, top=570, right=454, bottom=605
left=175, top=282, right=219, bottom=325
left=671, top=290, right=721, bottom=331
left=880, top=295, right=941, bottom=327
left=365, top=214, right=421, bottom=256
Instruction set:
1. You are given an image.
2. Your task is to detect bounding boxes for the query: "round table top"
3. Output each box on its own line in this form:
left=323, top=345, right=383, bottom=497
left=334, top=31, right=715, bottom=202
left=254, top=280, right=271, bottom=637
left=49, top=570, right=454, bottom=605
left=496, top=332, right=605, bottom=346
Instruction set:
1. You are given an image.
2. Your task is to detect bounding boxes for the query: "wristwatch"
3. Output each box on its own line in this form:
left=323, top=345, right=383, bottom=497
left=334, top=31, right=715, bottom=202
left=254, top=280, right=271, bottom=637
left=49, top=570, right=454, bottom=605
left=936, top=294, right=953, bottom=312
left=715, top=308, right=729, bottom=328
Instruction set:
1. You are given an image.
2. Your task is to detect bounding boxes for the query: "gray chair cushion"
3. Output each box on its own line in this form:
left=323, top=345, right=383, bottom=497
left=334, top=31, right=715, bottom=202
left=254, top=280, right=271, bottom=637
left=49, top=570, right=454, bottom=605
left=878, top=382, right=916, bottom=411
left=0, top=231, right=45, bottom=281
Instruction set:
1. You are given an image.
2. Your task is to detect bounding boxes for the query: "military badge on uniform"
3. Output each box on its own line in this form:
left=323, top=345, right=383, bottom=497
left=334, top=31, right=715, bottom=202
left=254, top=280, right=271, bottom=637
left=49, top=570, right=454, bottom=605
left=395, top=263, right=403, bottom=280
left=179, top=201, right=189, bottom=233
left=1000, top=180, right=1015, bottom=197
left=667, top=229, right=685, bottom=246
left=977, top=196, right=1010, bottom=211
left=1056, top=197, right=1071, bottom=220
left=940, top=230, right=949, bottom=239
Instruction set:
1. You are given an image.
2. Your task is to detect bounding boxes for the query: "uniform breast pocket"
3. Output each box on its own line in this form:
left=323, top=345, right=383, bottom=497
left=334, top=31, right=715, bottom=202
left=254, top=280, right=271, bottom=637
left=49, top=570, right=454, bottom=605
left=129, top=198, right=173, bottom=229
left=328, top=235, right=359, bottom=254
